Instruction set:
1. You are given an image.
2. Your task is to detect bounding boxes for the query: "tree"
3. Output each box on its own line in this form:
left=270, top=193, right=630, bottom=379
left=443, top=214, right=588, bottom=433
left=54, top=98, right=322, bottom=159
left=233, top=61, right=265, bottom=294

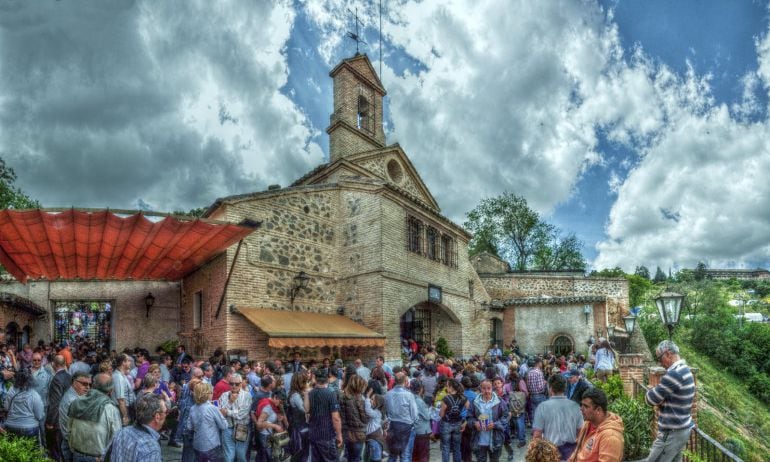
left=693, top=261, right=708, bottom=281
left=626, top=274, right=652, bottom=307
left=653, top=266, right=667, bottom=284
left=0, top=158, right=39, bottom=210
left=634, top=266, right=650, bottom=280
left=464, top=192, right=586, bottom=270
left=171, top=207, right=206, bottom=218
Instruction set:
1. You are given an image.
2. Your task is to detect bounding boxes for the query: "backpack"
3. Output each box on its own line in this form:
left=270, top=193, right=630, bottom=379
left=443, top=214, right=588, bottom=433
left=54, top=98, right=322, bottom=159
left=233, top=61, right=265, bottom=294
left=509, top=391, right=526, bottom=416
left=444, top=395, right=464, bottom=423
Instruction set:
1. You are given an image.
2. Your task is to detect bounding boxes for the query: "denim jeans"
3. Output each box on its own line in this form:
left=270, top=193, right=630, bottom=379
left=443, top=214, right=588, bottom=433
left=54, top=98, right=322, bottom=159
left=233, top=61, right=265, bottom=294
left=386, top=429, right=415, bottom=462
left=194, top=445, right=225, bottom=462
left=222, top=426, right=250, bottom=462
left=309, top=438, right=339, bottom=462
left=475, top=446, right=502, bottom=462
left=366, top=439, right=382, bottom=461
left=72, top=453, right=99, bottom=462
left=182, top=430, right=197, bottom=462
left=440, top=421, right=462, bottom=462
left=513, top=413, right=526, bottom=444
left=530, top=393, right=547, bottom=423
left=345, top=440, right=364, bottom=462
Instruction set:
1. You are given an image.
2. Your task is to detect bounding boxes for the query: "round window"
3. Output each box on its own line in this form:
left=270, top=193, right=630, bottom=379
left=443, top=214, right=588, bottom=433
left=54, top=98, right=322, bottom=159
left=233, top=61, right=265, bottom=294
left=387, top=159, right=404, bottom=184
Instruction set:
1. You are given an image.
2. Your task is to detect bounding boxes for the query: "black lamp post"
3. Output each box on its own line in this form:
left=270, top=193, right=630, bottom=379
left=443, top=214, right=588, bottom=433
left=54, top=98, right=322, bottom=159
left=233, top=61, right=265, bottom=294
left=583, top=304, right=591, bottom=324
left=145, top=292, right=155, bottom=318
left=607, top=323, right=616, bottom=338
left=623, top=313, right=637, bottom=334
left=290, top=271, right=311, bottom=307
left=655, top=291, right=684, bottom=340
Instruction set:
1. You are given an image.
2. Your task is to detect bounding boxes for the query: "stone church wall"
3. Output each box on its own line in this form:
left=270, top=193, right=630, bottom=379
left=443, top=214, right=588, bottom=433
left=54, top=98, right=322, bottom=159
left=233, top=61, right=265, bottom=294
left=481, top=274, right=629, bottom=324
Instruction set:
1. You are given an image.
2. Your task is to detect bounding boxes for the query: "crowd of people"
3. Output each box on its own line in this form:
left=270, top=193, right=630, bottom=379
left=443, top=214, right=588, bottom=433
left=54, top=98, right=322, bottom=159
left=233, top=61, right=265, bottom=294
left=0, top=336, right=694, bottom=462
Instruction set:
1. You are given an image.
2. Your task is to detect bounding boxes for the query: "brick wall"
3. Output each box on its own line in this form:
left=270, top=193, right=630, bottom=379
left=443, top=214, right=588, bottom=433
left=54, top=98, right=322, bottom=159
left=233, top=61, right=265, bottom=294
left=0, top=279, right=180, bottom=352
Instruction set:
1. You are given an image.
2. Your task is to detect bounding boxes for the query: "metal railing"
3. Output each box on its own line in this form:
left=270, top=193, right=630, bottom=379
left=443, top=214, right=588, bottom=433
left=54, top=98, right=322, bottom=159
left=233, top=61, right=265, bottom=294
left=686, top=427, right=743, bottom=462
left=631, top=379, right=743, bottom=462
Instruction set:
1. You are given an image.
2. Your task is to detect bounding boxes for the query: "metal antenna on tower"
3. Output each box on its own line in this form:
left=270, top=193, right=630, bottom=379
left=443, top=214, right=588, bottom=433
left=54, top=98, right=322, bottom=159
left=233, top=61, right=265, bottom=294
left=346, top=7, right=367, bottom=54
left=379, top=0, right=383, bottom=78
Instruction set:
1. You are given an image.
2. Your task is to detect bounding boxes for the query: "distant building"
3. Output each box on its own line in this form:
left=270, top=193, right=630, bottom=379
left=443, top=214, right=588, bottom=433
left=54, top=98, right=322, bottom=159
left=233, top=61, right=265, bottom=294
left=702, top=268, right=770, bottom=280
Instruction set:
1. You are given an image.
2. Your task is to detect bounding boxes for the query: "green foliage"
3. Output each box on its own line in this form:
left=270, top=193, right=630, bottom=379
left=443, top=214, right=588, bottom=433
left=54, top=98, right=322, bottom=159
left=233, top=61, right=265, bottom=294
left=626, top=274, right=652, bottom=307
left=464, top=192, right=585, bottom=270
left=590, top=374, right=625, bottom=402
left=608, top=395, right=654, bottom=460
left=634, top=265, right=650, bottom=280
left=0, top=435, right=52, bottom=462
left=723, top=438, right=746, bottom=458
left=171, top=207, right=206, bottom=217
left=435, top=337, right=454, bottom=358
left=693, top=262, right=708, bottom=281
left=653, top=266, right=667, bottom=283
left=158, top=338, right=180, bottom=356
left=0, top=157, right=39, bottom=210
left=589, top=266, right=625, bottom=278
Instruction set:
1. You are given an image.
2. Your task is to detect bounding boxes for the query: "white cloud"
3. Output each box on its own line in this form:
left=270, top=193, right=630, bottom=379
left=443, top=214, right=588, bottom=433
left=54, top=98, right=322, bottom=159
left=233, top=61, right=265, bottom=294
left=0, top=0, right=323, bottom=212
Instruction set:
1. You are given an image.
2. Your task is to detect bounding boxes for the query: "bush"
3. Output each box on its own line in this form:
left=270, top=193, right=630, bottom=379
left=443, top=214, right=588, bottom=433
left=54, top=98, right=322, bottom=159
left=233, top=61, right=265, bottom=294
left=723, top=438, right=746, bottom=458
left=435, top=337, right=454, bottom=358
left=608, top=395, right=654, bottom=461
left=158, top=338, right=180, bottom=356
left=591, top=374, right=625, bottom=402
left=0, top=435, right=52, bottom=462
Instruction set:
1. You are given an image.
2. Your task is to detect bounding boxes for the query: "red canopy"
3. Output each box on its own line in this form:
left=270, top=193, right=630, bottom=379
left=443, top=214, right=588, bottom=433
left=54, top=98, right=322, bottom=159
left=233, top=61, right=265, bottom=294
left=0, top=209, right=258, bottom=283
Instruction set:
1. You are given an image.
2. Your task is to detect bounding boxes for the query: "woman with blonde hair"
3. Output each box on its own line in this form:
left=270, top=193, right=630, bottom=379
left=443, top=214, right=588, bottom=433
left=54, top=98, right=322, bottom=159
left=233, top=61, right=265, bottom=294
left=186, top=382, right=228, bottom=461
left=339, top=374, right=370, bottom=462
left=525, top=439, right=560, bottom=462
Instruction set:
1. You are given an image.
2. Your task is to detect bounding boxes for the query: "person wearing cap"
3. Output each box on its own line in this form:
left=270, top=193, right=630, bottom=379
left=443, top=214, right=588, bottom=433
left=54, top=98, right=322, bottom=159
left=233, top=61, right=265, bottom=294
left=567, top=370, right=591, bottom=405
left=307, top=368, right=343, bottom=462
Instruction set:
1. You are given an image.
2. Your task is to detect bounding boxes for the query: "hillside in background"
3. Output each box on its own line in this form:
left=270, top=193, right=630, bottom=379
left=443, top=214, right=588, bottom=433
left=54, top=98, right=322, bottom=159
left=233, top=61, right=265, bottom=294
left=629, top=274, right=770, bottom=462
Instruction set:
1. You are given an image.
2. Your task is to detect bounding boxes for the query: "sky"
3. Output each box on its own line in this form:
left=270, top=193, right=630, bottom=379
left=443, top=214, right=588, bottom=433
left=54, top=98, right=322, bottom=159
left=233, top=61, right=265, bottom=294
left=1, top=0, right=770, bottom=273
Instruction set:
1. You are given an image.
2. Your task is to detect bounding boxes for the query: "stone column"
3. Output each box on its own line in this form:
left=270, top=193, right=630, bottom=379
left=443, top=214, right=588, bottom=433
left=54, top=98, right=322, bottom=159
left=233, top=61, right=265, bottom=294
left=617, top=353, right=645, bottom=396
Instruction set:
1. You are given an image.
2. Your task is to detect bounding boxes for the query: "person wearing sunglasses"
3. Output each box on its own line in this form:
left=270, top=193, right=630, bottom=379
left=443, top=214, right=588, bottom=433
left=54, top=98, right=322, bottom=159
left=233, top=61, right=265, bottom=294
left=58, top=371, right=92, bottom=461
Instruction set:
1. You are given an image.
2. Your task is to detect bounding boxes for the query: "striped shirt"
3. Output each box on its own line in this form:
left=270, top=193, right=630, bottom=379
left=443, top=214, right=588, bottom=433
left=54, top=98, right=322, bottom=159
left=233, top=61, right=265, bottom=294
left=308, top=386, right=340, bottom=442
left=646, top=359, right=695, bottom=431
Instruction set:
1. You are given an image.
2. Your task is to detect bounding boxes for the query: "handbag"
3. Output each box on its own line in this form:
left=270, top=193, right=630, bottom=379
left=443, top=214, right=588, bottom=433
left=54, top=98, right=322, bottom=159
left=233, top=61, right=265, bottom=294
left=233, top=423, right=249, bottom=442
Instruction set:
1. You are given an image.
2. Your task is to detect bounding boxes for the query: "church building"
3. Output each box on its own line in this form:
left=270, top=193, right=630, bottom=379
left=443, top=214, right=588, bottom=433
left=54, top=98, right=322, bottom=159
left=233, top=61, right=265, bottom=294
left=180, top=54, right=489, bottom=361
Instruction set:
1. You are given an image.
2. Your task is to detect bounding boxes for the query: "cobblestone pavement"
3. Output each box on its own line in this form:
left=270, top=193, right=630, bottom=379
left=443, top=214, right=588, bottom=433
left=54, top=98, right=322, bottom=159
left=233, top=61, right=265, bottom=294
left=160, top=432, right=533, bottom=462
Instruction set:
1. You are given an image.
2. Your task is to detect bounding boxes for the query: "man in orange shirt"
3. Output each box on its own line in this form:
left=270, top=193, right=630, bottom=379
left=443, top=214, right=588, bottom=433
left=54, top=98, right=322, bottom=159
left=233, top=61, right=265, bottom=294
left=58, top=341, right=73, bottom=368
left=570, top=388, right=624, bottom=462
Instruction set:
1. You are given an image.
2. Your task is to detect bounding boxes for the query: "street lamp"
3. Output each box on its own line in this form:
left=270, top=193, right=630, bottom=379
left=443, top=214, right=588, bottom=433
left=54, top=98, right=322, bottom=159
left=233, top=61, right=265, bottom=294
left=655, top=291, right=684, bottom=340
left=623, top=313, right=637, bottom=334
left=583, top=304, right=592, bottom=324
left=145, top=292, right=155, bottom=318
left=607, top=323, right=616, bottom=338
left=290, top=271, right=311, bottom=307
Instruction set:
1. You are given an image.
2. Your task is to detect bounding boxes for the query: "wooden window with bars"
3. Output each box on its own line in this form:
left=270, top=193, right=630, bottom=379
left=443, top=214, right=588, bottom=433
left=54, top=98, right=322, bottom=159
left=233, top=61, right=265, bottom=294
left=441, top=234, right=456, bottom=267
left=427, top=227, right=439, bottom=260
left=407, top=216, right=423, bottom=254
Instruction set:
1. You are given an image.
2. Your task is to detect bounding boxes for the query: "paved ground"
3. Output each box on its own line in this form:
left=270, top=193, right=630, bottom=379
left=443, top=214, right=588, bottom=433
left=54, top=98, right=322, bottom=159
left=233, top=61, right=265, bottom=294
left=160, top=432, right=533, bottom=462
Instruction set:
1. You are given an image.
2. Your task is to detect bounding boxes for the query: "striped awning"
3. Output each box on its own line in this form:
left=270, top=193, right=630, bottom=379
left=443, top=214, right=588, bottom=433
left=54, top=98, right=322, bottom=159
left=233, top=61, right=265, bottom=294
left=0, top=209, right=259, bottom=283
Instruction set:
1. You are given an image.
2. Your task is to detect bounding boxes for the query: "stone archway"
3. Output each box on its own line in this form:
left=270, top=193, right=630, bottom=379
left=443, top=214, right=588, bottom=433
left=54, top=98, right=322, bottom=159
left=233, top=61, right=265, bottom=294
left=551, top=334, right=574, bottom=357
left=399, top=301, right=462, bottom=356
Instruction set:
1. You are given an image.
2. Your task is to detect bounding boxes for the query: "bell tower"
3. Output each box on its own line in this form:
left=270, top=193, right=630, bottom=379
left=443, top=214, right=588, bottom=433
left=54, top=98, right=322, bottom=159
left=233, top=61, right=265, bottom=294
left=326, top=54, right=387, bottom=162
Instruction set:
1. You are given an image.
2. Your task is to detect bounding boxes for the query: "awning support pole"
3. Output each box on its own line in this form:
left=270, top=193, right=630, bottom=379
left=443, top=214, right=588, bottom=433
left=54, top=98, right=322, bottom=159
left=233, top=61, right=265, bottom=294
left=215, top=239, right=244, bottom=319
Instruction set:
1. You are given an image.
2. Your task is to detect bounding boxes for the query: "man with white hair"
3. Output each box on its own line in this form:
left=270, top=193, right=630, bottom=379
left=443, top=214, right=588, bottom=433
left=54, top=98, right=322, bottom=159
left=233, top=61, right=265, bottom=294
left=645, top=340, right=695, bottom=462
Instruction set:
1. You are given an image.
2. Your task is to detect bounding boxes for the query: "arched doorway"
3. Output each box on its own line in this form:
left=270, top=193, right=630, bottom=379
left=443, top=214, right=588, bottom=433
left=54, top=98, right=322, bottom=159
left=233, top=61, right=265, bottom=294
left=553, top=335, right=574, bottom=356
left=400, top=305, right=432, bottom=347
left=5, top=322, right=21, bottom=351
left=21, top=325, right=31, bottom=347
